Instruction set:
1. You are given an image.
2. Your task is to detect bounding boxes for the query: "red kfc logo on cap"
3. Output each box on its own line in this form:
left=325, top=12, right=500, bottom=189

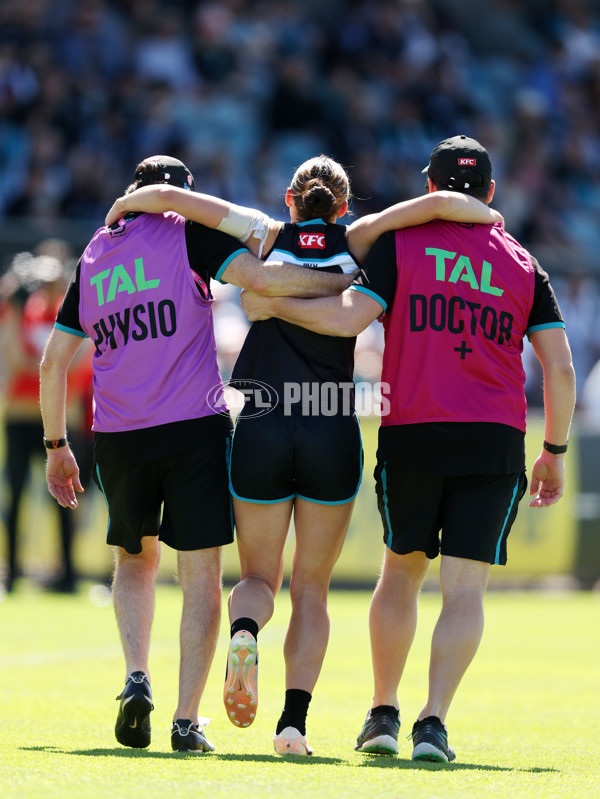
left=299, top=233, right=325, bottom=249
left=458, top=158, right=476, bottom=166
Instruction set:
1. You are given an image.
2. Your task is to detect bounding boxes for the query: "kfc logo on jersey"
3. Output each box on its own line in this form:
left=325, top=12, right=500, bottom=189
left=298, top=233, right=326, bottom=249
left=458, top=158, right=477, bottom=166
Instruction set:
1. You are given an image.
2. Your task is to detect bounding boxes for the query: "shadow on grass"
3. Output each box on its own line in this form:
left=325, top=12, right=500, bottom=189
left=356, top=755, right=559, bottom=773
left=20, top=746, right=343, bottom=764
left=211, top=753, right=344, bottom=765
left=21, top=747, right=558, bottom=772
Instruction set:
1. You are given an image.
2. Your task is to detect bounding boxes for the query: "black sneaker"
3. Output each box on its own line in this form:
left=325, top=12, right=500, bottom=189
left=115, top=671, right=153, bottom=748
left=410, top=716, right=456, bottom=762
left=355, top=707, right=400, bottom=755
left=171, top=719, right=215, bottom=753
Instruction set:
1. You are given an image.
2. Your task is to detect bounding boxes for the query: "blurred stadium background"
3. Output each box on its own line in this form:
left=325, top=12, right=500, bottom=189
left=1, top=0, right=599, bottom=592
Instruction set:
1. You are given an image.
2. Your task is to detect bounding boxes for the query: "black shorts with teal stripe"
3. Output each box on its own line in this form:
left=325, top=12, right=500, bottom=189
left=374, top=462, right=527, bottom=565
left=230, top=404, right=363, bottom=504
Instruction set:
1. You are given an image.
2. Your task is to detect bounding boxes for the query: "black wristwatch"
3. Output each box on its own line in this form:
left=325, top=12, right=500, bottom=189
left=543, top=440, right=568, bottom=455
left=43, top=437, right=68, bottom=450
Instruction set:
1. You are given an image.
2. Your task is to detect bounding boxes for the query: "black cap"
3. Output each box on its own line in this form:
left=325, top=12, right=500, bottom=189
left=422, top=135, right=492, bottom=191
left=133, top=155, right=195, bottom=191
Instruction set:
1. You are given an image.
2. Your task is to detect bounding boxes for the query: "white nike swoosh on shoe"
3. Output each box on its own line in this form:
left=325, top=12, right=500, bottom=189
left=129, top=719, right=137, bottom=729
left=122, top=694, right=152, bottom=707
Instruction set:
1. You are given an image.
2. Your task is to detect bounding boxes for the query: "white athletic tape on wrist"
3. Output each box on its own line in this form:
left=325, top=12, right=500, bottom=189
left=216, top=205, right=271, bottom=258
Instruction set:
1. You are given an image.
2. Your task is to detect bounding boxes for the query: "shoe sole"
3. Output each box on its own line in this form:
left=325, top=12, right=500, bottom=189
left=273, top=735, right=313, bottom=756
left=115, top=694, right=153, bottom=748
left=412, top=742, right=453, bottom=762
left=356, top=734, right=399, bottom=755
left=172, top=742, right=213, bottom=754
left=273, top=745, right=313, bottom=756
left=223, top=632, right=258, bottom=727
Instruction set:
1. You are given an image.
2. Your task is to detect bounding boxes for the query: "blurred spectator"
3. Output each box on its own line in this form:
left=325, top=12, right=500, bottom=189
left=553, top=273, right=600, bottom=384
left=0, top=240, right=93, bottom=593
left=134, top=12, right=200, bottom=90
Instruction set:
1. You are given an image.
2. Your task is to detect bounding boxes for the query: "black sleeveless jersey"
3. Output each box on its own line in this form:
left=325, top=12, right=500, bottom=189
left=231, top=219, right=359, bottom=404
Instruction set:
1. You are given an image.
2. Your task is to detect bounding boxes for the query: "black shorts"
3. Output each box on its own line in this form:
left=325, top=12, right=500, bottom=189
left=93, top=436, right=233, bottom=554
left=230, top=405, right=363, bottom=504
left=374, top=461, right=527, bottom=565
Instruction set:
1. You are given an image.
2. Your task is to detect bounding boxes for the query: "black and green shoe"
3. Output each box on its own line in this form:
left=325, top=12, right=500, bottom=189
left=410, top=716, right=456, bottom=762
left=355, top=706, right=400, bottom=755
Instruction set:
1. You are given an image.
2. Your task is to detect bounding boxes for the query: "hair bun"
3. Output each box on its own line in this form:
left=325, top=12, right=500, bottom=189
left=302, top=182, right=336, bottom=217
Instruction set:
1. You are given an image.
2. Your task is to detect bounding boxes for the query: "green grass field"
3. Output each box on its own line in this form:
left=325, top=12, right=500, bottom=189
left=1, top=585, right=598, bottom=799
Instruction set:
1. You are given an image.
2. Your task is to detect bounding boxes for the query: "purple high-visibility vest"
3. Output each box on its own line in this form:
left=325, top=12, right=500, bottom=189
left=78, top=212, right=226, bottom=432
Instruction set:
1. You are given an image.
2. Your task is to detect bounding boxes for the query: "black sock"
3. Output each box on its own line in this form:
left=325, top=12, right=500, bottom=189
left=370, top=704, right=399, bottom=718
left=230, top=617, right=259, bottom=640
left=275, top=689, right=312, bottom=736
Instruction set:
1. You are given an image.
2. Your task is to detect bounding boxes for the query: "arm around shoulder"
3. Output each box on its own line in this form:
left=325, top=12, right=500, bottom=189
left=241, top=287, right=383, bottom=337
left=221, top=251, right=357, bottom=297
left=105, top=185, right=233, bottom=228
left=347, top=191, right=501, bottom=263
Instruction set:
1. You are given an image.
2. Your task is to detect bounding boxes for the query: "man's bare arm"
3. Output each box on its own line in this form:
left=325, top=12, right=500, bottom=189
left=240, top=288, right=383, bottom=336
left=221, top=252, right=356, bottom=298
left=40, top=328, right=85, bottom=509
left=105, top=185, right=279, bottom=258
left=348, top=192, right=503, bottom=263
left=528, top=327, right=576, bottom=507
left=106, top=185, right=230, bottom=228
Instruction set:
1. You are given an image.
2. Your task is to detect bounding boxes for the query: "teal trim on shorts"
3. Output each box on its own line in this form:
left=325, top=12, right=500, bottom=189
left=229, top=485, right=295, bottom=504
left=54, top=322, right=88, bottom=338
left=494, top=475, right=521, bottom=565
left=526, top=321, right=565, bottom=337
left=349, top=284, right=387, bottom=313
left=381, top=463, right=394, bottom=549
left=225, top=437, right=234, bottom=533
left=94, top=463, right=110, bottom=532
left=296, top=490, right=356, bottom=506
left=215, top=248, right=248, bottom=283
